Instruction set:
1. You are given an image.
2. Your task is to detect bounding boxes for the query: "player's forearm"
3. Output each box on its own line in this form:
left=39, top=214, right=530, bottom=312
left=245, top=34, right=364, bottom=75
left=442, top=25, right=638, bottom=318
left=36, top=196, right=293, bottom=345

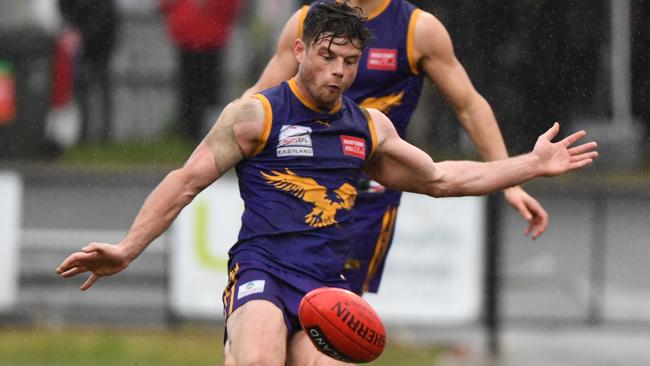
left=428, top=153, right=542, bottom=197
left=119, top=169, right=203, bottom=262
left=457, top=96, right=510, bottom=161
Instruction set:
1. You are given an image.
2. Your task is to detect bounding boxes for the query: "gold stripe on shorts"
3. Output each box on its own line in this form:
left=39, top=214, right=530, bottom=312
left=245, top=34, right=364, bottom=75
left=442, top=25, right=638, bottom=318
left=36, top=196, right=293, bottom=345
left=362, top=206, right=397, bottom=293
left=222, top=263, right=240, bottom=317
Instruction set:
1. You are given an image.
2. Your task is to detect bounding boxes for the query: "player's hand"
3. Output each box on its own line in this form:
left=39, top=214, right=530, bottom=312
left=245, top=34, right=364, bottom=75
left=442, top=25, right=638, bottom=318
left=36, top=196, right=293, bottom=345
left=55, top=242, right=130, bottom=291
left=504, top=186, right=548, bottom=240
left=532, top=122, right=598, bottom=176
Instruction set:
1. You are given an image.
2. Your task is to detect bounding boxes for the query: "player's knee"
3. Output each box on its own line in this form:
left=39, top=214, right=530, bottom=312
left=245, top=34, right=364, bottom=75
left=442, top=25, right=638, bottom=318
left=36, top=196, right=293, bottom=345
left=223, top=347, right=235, bottom=366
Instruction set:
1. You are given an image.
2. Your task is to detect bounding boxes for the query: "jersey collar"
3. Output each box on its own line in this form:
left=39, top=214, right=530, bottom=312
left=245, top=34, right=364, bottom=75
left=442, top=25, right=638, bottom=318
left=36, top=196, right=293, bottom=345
left=288, top=78, right=343, bottom=114
left=366, top=0, right=391, bottom=20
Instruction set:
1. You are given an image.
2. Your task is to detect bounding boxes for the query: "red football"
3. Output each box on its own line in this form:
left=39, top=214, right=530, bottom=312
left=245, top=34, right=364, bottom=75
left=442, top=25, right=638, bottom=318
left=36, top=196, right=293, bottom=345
left=299, top=287, right=386, bottom=363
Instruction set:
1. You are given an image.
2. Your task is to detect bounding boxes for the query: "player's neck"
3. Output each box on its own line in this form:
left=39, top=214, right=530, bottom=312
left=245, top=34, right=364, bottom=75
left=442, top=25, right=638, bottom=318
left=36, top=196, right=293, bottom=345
left=348, top=0, right=389, bottom=17
left=292, top=76, right=341, bottom=112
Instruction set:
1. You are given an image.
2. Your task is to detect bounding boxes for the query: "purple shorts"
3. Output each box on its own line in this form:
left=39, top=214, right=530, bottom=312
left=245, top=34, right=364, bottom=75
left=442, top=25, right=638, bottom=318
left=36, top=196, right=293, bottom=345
left=222, top=260, right=349, bottom=336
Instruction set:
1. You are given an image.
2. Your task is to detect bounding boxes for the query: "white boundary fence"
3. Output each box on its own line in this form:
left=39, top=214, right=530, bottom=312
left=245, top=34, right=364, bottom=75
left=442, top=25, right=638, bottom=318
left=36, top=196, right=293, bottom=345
left=0, top=171, right=22, bottom=312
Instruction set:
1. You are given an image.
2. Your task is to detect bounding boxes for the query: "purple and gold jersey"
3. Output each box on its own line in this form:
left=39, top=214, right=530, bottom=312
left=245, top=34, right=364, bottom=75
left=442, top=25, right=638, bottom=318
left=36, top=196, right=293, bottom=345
left=299, top=0, right=423, bottom=138
left=298, top=0, right=426, bottom=293
left=347, top=0, right=423, bottom=138
left=300, top=0, right=423, bottom=206
left=229, top=79, right=378, bottom=283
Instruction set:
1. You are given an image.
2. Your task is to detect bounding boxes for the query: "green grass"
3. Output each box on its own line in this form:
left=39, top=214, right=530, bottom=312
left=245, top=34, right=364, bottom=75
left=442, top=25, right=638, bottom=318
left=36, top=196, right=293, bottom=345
left=0, top=327, right=221, bottom=366
left=0, top=326, right=441, bottom=366
left=59, top=135, right=195, bottom=168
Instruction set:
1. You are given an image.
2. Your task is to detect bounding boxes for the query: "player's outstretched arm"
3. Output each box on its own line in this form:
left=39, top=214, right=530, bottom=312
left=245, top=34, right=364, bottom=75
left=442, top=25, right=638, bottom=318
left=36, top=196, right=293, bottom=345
left=240, top=7, right=304, bottom=98
left=364, top=110, right=598, bottom=198
left=55, top=99, right=266, bottom=290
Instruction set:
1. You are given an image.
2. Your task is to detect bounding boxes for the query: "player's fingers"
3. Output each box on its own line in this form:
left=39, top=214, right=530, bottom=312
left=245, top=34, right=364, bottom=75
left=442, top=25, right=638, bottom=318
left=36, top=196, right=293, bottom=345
left=532, top=210, right=548, bottom=240
left=520, top=208, right=535, bottom=236
left=527, top=205, right=548, bottom=240
left=80, top=273, right=99, bottom=291
left=568, top=141, right=597, bottom=155
left=506, top=195, right=536, bottom=236
left=55, top=262, right=67, bottom=274
left=524, top=223, right=533, bottom=237
left=570, top=151, right=599, bottom=164
left=56, top=252, right=85, bottom=273
left=526, top=219, right=545, bottom=240
left=560, top=130, right=587, bottom=147
left=506, top=195, right=533, bottom=222
left=531, top=221, right=548, bottom=240
left=82, top=242, right=105, bottom=254
left=569, top=158, right=595, bottom=171
left=56, top=251, right=99, bottom=274
left=60, top=266, right=87, bottom=278
left=516, top=202, right=533, bottom=222
left=541, top=122, right=560, bottom=141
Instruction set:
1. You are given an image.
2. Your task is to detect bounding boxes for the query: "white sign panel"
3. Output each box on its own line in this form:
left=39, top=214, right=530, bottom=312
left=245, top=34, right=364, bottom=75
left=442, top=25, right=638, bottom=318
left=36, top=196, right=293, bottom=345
left=365, top=194, right=485, bottom=325
left=0, top=172, right=22, bottom=312
left=169, top=175, right=242, bottom=318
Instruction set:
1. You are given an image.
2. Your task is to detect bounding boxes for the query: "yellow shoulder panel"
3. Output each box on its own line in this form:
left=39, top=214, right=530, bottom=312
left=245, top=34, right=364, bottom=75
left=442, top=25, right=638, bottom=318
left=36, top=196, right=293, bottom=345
left=251, top=94, right=273, bottom=156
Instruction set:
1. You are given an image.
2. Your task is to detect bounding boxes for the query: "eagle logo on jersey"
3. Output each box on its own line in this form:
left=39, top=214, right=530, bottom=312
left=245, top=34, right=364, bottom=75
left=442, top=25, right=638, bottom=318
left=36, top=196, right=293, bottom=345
left=360, top=92, right=404, bottom=115
left=261, top=169, right=357, bottom=228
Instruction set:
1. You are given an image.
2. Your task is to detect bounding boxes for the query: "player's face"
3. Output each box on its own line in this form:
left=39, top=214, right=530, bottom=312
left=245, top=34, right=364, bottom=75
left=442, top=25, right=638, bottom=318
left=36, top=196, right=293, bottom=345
left=298, top=36, right=362, bottom=109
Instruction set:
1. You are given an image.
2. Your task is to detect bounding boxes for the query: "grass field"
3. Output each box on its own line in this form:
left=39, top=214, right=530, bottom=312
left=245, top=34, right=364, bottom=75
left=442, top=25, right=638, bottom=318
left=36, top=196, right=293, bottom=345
left=59, top=135, right=195, bottom=168
left=0, top=326, right=441, bottom=366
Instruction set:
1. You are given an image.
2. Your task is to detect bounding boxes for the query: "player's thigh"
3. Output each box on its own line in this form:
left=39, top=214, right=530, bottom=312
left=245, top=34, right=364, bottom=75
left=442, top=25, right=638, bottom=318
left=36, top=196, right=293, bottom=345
left=224, top=299, right=287, bottom=366
left=287, top=330, right=355, bottom=366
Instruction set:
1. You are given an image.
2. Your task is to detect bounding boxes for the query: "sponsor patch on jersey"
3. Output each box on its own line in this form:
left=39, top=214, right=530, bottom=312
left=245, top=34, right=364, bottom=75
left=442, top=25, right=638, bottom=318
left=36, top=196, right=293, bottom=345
left=341, top=135, right=366, bottom=159
left=367, top=48, right=397, bottom=71
left=237, top=280, right=265, bottom=299
left=278, top=125, right=313, bottom=157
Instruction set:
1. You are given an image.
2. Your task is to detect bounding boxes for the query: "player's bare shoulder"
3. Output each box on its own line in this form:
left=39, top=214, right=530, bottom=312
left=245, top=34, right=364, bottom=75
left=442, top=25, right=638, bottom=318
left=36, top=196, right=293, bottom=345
left=412, top=9, right=454, bottom=61
left=280, top=6, right=308, bottom=48
left=205, top=97, right=267, bottom=163
left=268, top=6, right=307, bottom=58
left=366, top=108, right=400, bottom=149
left=230, top=97, right=266, bottom=127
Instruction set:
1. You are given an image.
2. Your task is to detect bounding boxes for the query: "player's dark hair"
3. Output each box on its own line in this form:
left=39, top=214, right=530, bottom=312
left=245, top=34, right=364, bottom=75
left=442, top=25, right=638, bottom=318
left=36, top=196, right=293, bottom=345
left=302, top=1, right=373, bottom=50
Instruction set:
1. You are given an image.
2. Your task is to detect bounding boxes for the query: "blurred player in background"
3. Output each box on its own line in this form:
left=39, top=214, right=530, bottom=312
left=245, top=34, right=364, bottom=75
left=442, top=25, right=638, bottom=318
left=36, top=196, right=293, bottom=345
left=160, top=0, right=243, bottom=143
left=243, top=0, right=549, bottom=295
left=58, top=0, right=118, bottom=143
left=56, top=2, right=597, bottom=365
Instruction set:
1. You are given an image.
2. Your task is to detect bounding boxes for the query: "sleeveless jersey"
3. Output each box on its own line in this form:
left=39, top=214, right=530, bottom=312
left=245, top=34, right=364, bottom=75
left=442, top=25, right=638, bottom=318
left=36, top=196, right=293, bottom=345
left=300, top=0, right=424, bottom=138
left=300, top=0, right=424, bottom=205
left=229, top=79, right=378, bottom=283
